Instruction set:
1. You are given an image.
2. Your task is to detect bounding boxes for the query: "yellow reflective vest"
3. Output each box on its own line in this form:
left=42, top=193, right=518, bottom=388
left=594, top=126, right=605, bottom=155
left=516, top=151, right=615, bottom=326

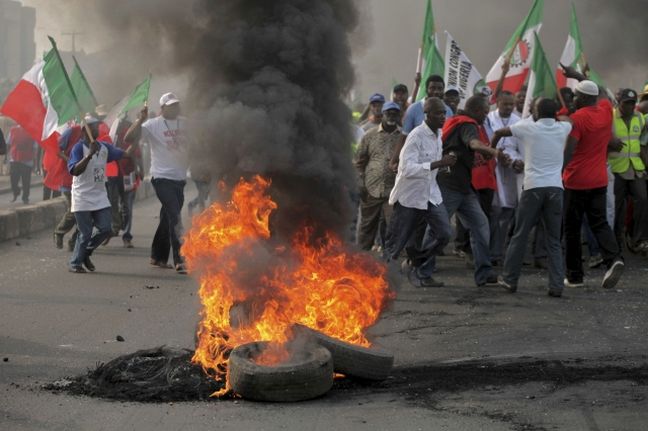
left=610, top=111, right=646, bottom=174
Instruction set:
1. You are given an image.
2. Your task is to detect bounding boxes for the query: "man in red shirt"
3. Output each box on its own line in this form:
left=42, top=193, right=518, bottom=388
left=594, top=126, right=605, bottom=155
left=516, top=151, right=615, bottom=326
left=562, top=76, right=624, bottom=289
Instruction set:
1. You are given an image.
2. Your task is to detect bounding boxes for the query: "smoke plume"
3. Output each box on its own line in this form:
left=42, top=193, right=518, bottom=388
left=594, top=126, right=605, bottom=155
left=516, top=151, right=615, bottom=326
left=58, top=0, right=360, bottom=238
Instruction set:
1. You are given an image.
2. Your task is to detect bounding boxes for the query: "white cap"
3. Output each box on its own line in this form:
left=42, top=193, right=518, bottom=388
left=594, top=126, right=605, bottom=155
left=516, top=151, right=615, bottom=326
left=575, top=80, right=599, bottom=97
left=159, top=92, right=180, bottom=107
left=84, top=114, right=100, bottom=124
left=95, top=104, right=108, bottom=117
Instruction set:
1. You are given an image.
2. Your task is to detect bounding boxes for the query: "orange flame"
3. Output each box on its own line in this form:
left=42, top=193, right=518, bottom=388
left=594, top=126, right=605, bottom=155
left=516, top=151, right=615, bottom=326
left=183, top=176, right=392, bottom=396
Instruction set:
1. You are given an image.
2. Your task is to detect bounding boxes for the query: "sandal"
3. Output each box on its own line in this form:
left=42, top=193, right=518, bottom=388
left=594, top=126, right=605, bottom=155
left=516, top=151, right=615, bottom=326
left=149, top=259, right=173, bottom=269
left=175, top=263, right=188, bottom=274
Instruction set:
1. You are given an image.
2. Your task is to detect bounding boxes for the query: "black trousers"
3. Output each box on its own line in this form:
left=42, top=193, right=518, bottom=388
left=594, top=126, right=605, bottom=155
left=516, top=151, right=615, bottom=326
left=564, top=187, right=621, bottom=281
left=151, top=178, right=186, bottom=266
left=10, top=162, right=32, bottom=203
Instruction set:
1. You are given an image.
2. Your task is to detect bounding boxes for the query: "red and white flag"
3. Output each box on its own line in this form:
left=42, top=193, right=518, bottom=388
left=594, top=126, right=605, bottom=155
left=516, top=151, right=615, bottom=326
left=485, top=0, right=544, bottom=95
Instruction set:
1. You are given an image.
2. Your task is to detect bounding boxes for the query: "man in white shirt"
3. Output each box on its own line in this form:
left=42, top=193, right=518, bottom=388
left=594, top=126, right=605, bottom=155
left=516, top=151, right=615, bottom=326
left=484, top=91, right=522, bottom=264
left=491, top=98, right=572, bottom=297
left=124, top=93, right=189, bottom=274
left=67, top=117, right=138, bottom=273
left=384, top=98, right=456, bottom=287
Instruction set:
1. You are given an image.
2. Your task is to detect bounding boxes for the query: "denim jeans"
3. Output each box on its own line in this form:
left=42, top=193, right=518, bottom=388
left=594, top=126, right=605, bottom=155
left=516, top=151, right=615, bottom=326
left=151, top=178, right=186, bottom=266
left=503, top=187, right=564, bottom=292
left=441, top=187, right=493, bottom=285
left=69, top=207, right=112, bottom=268
left=564, top=187, right=621, bottom=281
left=385, top=201, right=452, bottom=280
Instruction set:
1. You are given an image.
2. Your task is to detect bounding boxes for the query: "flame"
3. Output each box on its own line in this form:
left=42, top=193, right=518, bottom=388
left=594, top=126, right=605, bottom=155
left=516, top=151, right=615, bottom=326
left=183, top=176, right=391, bottom=396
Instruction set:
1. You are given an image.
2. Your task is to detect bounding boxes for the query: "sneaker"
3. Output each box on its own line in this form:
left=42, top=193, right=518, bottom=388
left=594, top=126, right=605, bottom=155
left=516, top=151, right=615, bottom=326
left=497, top=276, right=517, bottom=293
left=417, top=277, right=444, bottom=288
left=83, top=256, right=96, bottom=272
left=452, top=248, right=466, bottom=258
left=175, top=263, right=188, bottom=275
left=54, top=233, right=63, bottom=249
left=588, top=254, right=604, bottom=269
left=477, top=274, right=499, bottom=287
left=68, top=266, right=86, bottom=274
left=548, top=289, right=562, bottom=298
left=564, top=278, right=584, bottom=288
left=123, top=239, right=134, bottom=248
left=601, top=260, right=624, bottom=289
left=400, top=258, right=413, bottom=275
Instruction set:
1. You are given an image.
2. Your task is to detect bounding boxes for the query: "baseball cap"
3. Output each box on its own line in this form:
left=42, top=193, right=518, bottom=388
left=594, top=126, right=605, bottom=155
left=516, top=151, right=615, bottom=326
left=619, top=88, right=638, bottom=103
left=392, top=84, right=408, bottom=93
left=159, top=92, right=181, bottom=107
left=382, top=101, right=401, bottom=113
left=639, top=84, right=648, bottom=100
left=445, top=86, right=460, bottom=95
left=83, top=114, right=100, bottom=125
left=369, top=93, right=386, bottom=104
left=575, top=80, right=599, bottom=97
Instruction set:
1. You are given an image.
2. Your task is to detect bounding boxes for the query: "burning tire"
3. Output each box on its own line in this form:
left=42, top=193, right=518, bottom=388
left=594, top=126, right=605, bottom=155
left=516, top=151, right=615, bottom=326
left=228, top=341, right=334, bottom=402
left=293, top=324, right=394, bottom=381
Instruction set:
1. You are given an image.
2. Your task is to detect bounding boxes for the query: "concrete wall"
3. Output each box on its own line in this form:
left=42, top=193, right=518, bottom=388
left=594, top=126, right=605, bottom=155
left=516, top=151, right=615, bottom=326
left=0, top=179, right=156, bottom=243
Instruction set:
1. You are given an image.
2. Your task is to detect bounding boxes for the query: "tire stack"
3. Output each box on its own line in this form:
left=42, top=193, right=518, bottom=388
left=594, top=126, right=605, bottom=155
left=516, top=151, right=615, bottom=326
left=228, top=325, right=394, bottom=402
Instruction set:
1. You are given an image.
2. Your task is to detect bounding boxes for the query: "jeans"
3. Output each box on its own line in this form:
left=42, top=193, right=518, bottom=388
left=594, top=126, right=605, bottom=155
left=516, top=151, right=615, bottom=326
left=490, top=206, right=515, bottom=261
left=121, top=189, right=136, bottom=241
left=453, top=188, right=493, bottom=255
left=357, top=195, right=392, bottom=251
left=151, top=178, right=186, bottom=266
left=441, top=187, right=493, bottom=285
left=613, top=175, right=647, bottom=248
left=503, top=187, right=564, bottom=292
left=10, top=161, right=32, bottom=203
left=385, top=201, right=452, bottom=279
left=564, top=187, right=621, bottom=281
left=69, top=207, right=112, bottom=268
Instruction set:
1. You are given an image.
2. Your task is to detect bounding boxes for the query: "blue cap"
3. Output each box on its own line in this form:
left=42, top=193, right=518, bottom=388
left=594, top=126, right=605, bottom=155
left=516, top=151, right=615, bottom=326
left=369, top=93, right=386, bottom=103
left=382, top=101, right=401, bottom=113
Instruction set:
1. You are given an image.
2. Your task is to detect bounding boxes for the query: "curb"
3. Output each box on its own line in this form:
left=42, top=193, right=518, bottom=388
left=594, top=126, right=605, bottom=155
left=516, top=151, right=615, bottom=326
left=0, top=177, right=44, bottom=196
left=0, top=179, right=156, bottom=243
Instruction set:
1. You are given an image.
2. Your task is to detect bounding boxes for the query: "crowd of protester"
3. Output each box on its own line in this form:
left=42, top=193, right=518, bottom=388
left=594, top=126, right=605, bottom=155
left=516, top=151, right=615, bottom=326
left=354, top=66, right=648, bottom=296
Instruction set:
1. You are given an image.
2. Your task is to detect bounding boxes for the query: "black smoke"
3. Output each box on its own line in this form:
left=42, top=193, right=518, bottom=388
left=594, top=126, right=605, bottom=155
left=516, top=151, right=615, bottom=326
left=83, top=0, right=360, bottom=238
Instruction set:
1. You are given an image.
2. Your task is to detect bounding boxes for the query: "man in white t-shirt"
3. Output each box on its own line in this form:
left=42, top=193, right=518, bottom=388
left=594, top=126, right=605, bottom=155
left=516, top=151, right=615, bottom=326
left=124, top=93, right=189, bottom=274
left=491, top=98, right=572, bottom=297
left=67, top=117, right=138, bottom=273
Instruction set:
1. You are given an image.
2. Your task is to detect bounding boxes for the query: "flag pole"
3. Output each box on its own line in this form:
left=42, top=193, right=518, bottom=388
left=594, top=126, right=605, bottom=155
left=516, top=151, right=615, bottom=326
left=47, top=36, right=96, bottom=143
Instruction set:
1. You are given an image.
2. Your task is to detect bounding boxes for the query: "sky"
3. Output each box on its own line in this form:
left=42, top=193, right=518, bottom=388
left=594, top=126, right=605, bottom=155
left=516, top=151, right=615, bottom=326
left=20, top=0, right=648, bottom=103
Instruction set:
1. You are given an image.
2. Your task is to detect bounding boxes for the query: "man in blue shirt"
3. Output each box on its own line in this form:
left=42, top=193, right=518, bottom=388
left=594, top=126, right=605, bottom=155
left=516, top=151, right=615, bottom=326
left=66, top=117, right=138, bottom=273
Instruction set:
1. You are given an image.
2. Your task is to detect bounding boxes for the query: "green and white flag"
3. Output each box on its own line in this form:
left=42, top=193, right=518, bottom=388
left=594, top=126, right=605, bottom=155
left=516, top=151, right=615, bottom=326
left=70, top=56, right=98, bottom=116
left=523, top=32, right=557, bottom=118
left=106, top=75, right=152, bottom=141
left=416, top=0, right=444, bottom=101
left=443, top=31, right=485, bottom=109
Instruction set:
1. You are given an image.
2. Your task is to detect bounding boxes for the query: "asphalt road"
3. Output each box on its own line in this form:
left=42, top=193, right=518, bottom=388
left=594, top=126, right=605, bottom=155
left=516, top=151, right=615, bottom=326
left=1, top=196, right=647, bottom=431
